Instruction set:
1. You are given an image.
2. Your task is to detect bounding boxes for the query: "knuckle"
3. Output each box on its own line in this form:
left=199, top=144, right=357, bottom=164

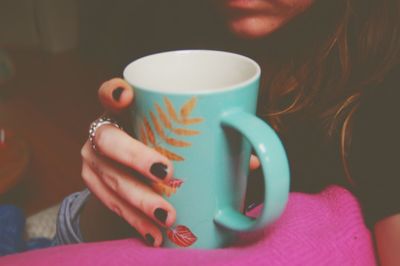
left=81, top=166, right=91, bottom=184
left=109, top=202, right=123, bottom=217
left=80, top=143, right=90, bottom=160
left=104, top=173, right=120, bottom=192
left=137, top=196, right=147, bottom=212
left=128, top=154, right=142, bottom=169
left=122, top=211, right=141, bottom=230
left=133, top=218, right=147, bottom=232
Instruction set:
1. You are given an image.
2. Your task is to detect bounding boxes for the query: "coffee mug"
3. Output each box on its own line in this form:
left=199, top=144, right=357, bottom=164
left=123, top=50, right=290, bottom=249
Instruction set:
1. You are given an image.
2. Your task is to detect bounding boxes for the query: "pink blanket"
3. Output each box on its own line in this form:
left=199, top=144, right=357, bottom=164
left=0, top=186, right=376, bottom=266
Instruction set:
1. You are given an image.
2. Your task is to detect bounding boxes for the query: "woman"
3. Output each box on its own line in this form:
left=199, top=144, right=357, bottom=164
left=56, top=0, right=400, bottom=264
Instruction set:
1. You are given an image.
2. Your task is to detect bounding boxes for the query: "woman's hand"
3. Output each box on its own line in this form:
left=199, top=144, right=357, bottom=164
left=80, top=78, right=260, bottom=247
left=80, top=78, right=177, bottom=247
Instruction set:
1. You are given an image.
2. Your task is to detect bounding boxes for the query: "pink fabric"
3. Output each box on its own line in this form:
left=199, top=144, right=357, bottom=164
left=0, top=186, right=376, bottom=266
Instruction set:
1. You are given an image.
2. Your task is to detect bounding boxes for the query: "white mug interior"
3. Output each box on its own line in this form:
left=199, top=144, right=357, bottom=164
left=123, top=50, right=260, bottom=94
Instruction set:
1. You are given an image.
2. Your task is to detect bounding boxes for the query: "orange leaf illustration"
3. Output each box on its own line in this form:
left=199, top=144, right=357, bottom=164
left=139, top=125, right=148, bottom=145
left=180, top=97, right=197, bottom=118
left=150, top=111, right=167, bottom=139
left=164, top=97, right=180, bottom=123
left=150, top=111, right=191, bottom=147
left=164, top=137, right=191, bottom=147
left=143, top=117, right=155, bottom=145
left=181, top=117, right=204, bottom=125
left=154, top=146, right=184, bottom=161
left=140, top=96, right=204, bottom=161
left=155, top=103, right=172, bottom=129
left=152, top=178, right=183, bottom=197
left=152, top=182, right=178, bottom=197
left=167, top=225, right=197, bottom=247
left=171, top=127, right=200, bottom=136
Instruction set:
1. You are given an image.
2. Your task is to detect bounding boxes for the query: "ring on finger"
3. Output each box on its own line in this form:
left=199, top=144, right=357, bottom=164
left=89, top=115, right=123, bottom=152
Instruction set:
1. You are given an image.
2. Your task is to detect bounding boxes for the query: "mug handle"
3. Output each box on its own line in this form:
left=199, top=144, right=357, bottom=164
left=214, top=110, right=290, bottom=231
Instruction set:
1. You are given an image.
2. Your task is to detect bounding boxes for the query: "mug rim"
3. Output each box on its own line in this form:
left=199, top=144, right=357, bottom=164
left=123, top=49, right=261, bottom=95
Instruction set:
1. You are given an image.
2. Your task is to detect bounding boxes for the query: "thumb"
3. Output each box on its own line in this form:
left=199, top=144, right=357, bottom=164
left=98, top=78, right=134, bottom=114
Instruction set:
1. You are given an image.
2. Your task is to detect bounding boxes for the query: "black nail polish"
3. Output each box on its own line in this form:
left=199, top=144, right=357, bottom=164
left=150, top=163, right=168, bottom=180
left=145, top=233, right=155, bottom=246
left=154, top=208, right=168, bottom=224
left=112, top=87, right=123, bottom=101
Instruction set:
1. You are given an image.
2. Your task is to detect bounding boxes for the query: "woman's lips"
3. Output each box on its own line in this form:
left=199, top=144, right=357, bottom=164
left=221, top=0, right=282, bottom=15
left=223, top=0, right=273, bottom=11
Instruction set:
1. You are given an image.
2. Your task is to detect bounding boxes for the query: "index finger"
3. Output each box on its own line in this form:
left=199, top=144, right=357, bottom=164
left=98, top=78, right=134, bottom=114
left=93, top=125, right=174, bottom=184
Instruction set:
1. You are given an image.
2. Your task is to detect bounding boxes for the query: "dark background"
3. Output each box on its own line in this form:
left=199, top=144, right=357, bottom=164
left=0, top=0, right=239, bottom=215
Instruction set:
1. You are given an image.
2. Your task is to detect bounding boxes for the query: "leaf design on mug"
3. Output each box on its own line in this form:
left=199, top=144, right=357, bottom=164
left=155, top=103, right=173, bottom=129
left=180, top=96, right=197, bottom=118
left=152, top=182, right=177, bottom=197
left=167, top=225, right=197, bottom=247
left=180, top=117, right=204, bottom=125
left=143, top=117, right=155, bottom=145
left=150, top=111, right=191, bottom=147
left=171, top=127, right=200, bottom=136
left=139, top=97, right=203, bottom=162
left=164, top=97, right=180, bottom=123
left=154, top=146, right=184, bottom=161
left=164, top=97, right=203, bottom=126
left=152, top=178, right=184, bottom=197
left=139, top=125, right=148, bottom=145
left=167, top=178, right=184, bottom=188
left=156, top=102, right=200, bottom=136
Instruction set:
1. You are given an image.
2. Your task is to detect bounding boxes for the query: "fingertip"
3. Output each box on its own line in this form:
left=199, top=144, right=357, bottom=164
left=165, top=207, right=176, bottom=228
left=250, top=154, right=260, bottom=171
left=165, top=160, right=174, bottom=179
left=111, top=87, right=124, bottom=102
left=98, top=78, right=134, bottom=113
left=153, top=234, right=164, bottom=247
left=144, top=228, right=163, bottom=247
left=152, top=205, right=176, bottom=228
left=144, top=233, right=156, bottom=247
left=148, top=160, right=174, bottom=182
left=117, top=84, right=134, bottom=109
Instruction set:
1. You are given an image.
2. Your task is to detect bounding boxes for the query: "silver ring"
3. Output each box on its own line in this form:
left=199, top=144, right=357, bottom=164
left=89, top=115, right=122, bottom=152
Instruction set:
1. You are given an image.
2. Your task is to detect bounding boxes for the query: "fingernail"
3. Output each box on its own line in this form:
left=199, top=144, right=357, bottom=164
left=112, top=87, right=123, bottom=101
left=145, top=233, right=155, bottom=246
left=154, top=208, right=168, bottom=224
left=150, top=163, right=168, bottom=180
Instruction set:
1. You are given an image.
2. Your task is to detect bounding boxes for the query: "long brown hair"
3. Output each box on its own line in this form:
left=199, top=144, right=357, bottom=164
left=257, top=0, right=400, bottom=183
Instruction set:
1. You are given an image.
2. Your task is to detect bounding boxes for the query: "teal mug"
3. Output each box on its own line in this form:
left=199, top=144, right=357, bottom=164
left=123, top=50, right=290, bottom=249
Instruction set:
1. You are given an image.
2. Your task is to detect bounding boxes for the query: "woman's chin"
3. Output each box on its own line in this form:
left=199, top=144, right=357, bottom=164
left=227, top=15, right=284, bottom=39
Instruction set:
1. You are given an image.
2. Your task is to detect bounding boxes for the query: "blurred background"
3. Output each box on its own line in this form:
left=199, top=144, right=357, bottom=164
left=0, top=0, right=105, bottom=216
left=0, top=0, right=226, bottom=216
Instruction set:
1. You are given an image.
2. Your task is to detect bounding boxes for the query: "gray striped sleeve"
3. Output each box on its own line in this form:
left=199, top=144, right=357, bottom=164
left=52, top=189, right=91, bottom=246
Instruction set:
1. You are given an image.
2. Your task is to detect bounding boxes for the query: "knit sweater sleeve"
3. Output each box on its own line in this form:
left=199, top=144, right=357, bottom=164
left=52, top=189, right=91, bottom=245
